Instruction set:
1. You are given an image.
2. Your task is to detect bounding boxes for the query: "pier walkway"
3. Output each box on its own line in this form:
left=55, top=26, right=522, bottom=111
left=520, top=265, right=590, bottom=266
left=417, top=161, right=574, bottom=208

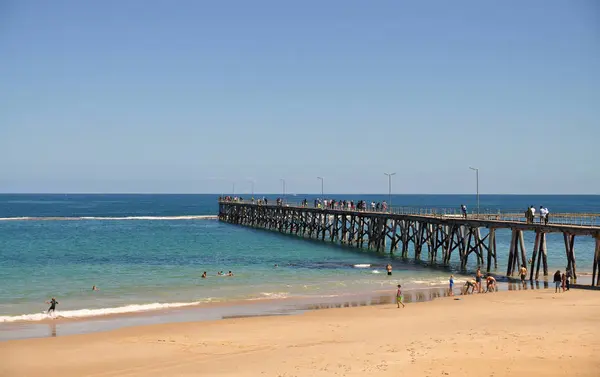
left=218, top=200, right=600, bottom=287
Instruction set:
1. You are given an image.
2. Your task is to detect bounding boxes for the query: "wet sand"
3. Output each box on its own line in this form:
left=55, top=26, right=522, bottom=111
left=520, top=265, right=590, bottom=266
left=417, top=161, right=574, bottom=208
left=1, top=288, right=599, bottom=377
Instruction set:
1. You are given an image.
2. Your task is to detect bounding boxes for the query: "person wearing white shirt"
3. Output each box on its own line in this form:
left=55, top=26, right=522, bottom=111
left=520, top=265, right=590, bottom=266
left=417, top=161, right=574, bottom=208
left=540, top=206, right=549, bottom=225
left=530, top=206, right=536, bottom=221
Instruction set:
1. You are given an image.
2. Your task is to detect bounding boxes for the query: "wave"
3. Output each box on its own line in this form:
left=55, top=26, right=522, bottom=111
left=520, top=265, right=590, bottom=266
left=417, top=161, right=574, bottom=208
left=0, top=215, right=218, bottom=222
left=0, top=300, right=216, bottom=323
left=353, top=264, right=371, bottom=268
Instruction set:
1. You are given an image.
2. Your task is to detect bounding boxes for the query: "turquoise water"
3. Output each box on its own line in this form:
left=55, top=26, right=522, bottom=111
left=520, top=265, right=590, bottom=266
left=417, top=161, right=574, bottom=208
left=1, top=194, right=598, bottom=323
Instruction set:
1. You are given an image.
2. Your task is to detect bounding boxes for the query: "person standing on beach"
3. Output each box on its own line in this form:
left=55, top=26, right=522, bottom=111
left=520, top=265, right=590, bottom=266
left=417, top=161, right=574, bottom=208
left=396, top=285, right=405, bottom=308
left=449, top=275, right=454, bottom=296
left=553, top=270, right=562, bottom=293
left=386, top=264, right=392, bottom=276
left=475, top=267, right=483, bottom=293
left=520, top=265, right=527, bottom=285
left=46, top=297, right=58, bottom=314
left=561, top=272, right=567, bottom=292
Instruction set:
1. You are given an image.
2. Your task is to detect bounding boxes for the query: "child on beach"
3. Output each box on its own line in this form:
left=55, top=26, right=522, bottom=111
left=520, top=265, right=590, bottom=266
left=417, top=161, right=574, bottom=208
left=396, top=285, right=405, bottom=308
left=46, top=297, right=58, bottom=314
left=449, top=275, right=454, bottom=296
left=561, top=272, right=567, bottom=292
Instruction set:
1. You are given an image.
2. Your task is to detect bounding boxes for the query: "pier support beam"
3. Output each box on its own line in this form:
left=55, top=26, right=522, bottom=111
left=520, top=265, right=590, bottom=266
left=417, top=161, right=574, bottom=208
left=563, top=233, right=577, bottom=280
left=593, top=237, right=600, bottom=287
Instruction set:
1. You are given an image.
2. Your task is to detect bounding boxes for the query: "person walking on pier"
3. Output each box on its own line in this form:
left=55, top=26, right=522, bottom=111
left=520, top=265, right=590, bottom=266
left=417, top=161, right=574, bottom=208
left=525, top=207, right=532, bottom=223
left=461, top=204, right=467, bottom=219
left=539, top=206, right=549, bottom=225
left=530, top=206, right=536, bottom=223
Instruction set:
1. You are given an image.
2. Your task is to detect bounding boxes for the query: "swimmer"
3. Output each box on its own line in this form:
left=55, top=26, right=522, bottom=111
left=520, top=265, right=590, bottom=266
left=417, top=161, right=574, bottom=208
left=486, top=275, right=497, bottom=293
left=274, top=264, right=278, bottom=268
left=92, top=285, right=99, bottom=291
left=463, top=280, right=476, bottom=295
left=386, top=264, right=392, bottom=276
left=201, top=271, right=207, bottom=278
left=46, top=297, right=59, bottom=314
left=396, top=284, right=405, bottom=308
left=227, top=271, right=234, bottom=277
left=217, top=271, right=223, bottom=276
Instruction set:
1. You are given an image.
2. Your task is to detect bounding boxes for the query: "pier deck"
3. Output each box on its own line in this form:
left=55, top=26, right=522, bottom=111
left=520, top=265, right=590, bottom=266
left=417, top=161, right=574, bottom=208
left=218, top=201, right=600, bottom=287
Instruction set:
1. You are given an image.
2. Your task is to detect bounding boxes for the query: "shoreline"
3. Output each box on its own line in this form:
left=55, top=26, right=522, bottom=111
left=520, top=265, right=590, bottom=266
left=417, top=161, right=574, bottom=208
left=0, top=277, right=571, bottom=342
left=1, top=289, right=598, bottom=377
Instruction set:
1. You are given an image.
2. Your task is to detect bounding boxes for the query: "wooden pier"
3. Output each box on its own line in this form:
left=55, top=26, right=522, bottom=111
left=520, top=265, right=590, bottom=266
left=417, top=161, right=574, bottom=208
left=218, top=201, right=600, bottom=287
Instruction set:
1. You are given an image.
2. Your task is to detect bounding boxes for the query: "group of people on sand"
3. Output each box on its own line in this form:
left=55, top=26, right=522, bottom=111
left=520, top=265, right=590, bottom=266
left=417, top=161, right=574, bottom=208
left=201, top=271, right=234, bottom=278
left=553, top=269, right=572, bottom=292
left=456, top=267, right=498, bottom=295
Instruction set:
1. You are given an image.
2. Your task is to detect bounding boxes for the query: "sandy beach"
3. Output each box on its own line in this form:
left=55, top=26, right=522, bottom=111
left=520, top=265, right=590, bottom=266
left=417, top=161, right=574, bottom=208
left=1, top=288, right=599, bottom=377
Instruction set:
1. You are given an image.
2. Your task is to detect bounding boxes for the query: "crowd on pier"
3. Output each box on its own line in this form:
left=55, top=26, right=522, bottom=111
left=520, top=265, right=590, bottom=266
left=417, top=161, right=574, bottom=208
left=219, top=196, right=390, bottom=212
left=525, top=205, right=550, bottom=224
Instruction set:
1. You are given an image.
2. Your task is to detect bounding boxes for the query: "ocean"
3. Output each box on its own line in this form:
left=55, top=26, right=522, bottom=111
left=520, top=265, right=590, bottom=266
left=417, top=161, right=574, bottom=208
left=1, top=194, right=598, bottom=338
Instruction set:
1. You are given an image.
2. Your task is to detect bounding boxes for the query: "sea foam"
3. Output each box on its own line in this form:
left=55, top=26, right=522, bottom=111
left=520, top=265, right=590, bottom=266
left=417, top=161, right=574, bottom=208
left=0, top=301, right=210, bottom=323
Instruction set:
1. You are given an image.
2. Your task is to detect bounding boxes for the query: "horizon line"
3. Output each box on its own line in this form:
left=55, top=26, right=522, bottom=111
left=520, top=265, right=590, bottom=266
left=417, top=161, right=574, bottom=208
left=0, top=192, right=599, bottom=196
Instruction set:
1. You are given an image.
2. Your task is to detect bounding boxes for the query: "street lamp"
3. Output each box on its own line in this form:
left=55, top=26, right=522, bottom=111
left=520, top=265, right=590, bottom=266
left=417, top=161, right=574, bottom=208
left=317, top=177, right=324, bottom=198
left=248, top=179, right=255, bottom=196
left=469, top=167, right=479, bottom=215
left=280, top=179, right=286, bottom=199
left=384, top=172, right=396, bottom=209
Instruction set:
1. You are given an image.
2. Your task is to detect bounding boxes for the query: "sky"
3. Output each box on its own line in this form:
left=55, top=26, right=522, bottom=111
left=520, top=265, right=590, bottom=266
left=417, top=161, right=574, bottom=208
left=1, top=0, right=598, bottom=194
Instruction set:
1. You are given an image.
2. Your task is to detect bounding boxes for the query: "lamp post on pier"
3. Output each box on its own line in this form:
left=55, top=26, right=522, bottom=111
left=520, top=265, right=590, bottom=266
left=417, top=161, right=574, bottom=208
left=248, top=179, right=255, bottom=196
left=469, top=167, right=479, bottom=216
left=317, top=177, right=324, bottom=199
left=384, top=172, right=396, bottom=210
left=280, top=179, right=286, bottom=200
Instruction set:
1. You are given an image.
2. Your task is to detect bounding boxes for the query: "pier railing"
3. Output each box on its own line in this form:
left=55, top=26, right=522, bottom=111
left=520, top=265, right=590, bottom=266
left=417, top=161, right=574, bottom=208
left=219, top=199, right=600, bottom=228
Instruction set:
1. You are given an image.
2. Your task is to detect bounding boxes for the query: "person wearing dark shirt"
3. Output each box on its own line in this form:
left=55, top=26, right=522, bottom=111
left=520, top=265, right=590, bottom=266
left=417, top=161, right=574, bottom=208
left=46, top=297, right=58, bottom=314
left=553, top=270, right=562, bottom=293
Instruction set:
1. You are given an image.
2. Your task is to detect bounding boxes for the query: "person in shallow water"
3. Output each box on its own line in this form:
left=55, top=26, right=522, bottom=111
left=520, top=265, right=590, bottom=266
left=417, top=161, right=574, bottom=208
left=46, top=297, right=58, bottom=314
left=386, top=264, right=392, bottom=276
left=227, top=271, right=234, bottom=276
left=92, top=285, right=99, bottom=291
left=201, top=272, right=207, bottom=278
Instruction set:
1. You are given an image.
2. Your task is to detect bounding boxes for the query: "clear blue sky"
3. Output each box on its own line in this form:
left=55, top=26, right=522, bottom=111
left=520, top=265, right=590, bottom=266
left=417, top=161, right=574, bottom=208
left=1, top=0, right=598, bottom=194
